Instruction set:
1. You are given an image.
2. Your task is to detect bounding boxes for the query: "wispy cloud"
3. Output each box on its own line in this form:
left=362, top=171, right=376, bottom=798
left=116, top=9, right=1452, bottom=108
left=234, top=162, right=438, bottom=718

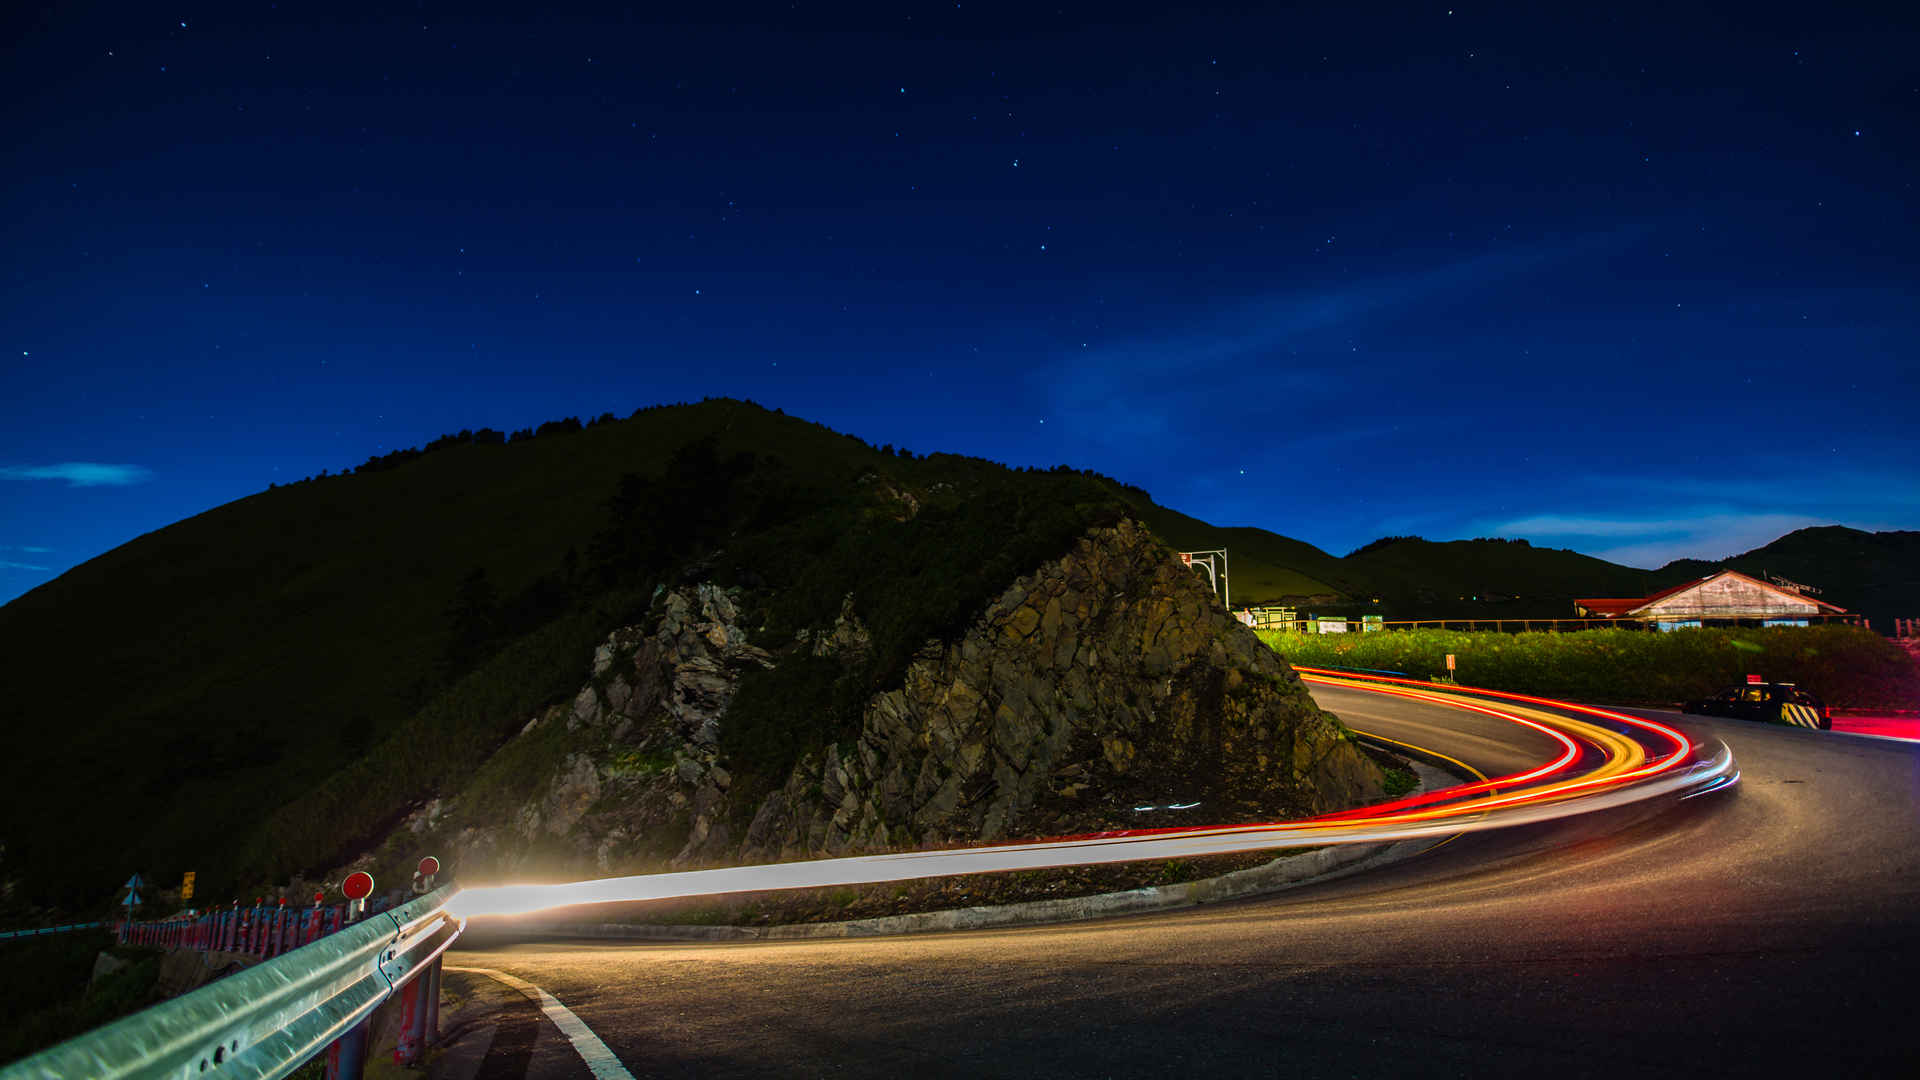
left=1033, top=237, right=1629, bottom=447
left=1479, top=511, right=1846, bottom=568
left=0, top=560, right=50, bottom=572
left=1581, top=468, right=1920, bottom=513
left=0, top=463, right=153, bottom=487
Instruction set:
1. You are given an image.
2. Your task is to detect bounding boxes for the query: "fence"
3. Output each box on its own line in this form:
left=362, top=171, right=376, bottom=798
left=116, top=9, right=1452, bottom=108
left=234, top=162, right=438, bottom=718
left=115, top=893, right=404, bottom=960
left=1244, top=610, right=1872, bottom=634
left=0, top=921, right=108, bottom=943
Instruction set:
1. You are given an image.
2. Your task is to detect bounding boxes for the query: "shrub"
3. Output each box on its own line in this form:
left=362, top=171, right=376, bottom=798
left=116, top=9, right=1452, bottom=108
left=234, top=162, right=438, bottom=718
left=1258, top=625, right=1920, bottom=709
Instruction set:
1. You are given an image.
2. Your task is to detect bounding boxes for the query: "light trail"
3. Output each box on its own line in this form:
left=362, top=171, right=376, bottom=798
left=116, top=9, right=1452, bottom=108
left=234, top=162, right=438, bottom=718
left=447, top=674, right=1734, bottom=922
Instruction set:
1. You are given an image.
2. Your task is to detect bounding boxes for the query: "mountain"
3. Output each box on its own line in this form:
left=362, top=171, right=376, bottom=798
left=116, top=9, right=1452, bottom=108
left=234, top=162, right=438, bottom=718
left=0, top=400, right=1366, bottom=911
left=1650, top=526, right=1920, bottom=630
left=1161, top=524, right=1917, bottom=625
left=0, top=402, right=1111, bottom=906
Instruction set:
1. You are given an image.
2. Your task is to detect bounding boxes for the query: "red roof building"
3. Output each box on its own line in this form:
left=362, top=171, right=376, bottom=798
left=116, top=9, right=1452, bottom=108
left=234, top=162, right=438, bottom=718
left=1574, top=570, right=1848, bottom=623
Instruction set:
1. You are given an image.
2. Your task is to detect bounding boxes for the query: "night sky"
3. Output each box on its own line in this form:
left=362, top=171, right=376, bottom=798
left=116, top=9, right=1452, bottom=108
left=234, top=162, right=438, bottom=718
left=4, top=1, right=1916, bottom=605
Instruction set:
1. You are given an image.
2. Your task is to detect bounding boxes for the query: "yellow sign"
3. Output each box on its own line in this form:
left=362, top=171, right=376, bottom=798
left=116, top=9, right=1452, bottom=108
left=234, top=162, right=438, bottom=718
left=181, top=871, right=196, bottom=901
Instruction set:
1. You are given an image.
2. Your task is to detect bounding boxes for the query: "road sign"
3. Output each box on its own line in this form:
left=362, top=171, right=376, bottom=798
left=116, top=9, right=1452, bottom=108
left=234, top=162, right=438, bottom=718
left=1445, top=653, right=1456, bottom=672
left=342, top=872, right=374, bottom=901
left=124, top=873, right=145, bottom=891
left=181, top=871, right=196, bottom=901
left=417, top=856, right=440, bottom=877
left=123, top=890, right=142, bottom=908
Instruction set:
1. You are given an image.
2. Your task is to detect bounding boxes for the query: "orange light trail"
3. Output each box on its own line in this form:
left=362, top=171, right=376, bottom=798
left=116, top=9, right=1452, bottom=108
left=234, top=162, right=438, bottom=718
left=445, top=673, right=1733, bottom=921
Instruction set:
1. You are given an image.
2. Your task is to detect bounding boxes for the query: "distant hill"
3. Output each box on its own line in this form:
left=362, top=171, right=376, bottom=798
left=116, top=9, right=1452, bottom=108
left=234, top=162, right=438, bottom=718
left=1150, top=524, right=1917, bottom=624
left=1650, top=526, right=1920, bottom=630
left=0, top=400, right=1134, bottom=908
left=1336, top=537, right=1653, bottom=618
left=1103, top=497, right=1354, bottom=602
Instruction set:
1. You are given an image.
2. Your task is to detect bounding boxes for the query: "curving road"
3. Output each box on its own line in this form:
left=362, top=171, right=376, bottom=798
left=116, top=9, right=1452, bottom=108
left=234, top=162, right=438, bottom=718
left=435, top=687, right=1920, bottom=1078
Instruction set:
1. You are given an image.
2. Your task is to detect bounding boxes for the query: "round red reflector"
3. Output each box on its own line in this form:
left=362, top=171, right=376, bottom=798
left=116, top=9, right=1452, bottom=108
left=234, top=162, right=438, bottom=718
left=418, top=856, right=440, bottom=876
left=342, top=871, right=374, bottom=900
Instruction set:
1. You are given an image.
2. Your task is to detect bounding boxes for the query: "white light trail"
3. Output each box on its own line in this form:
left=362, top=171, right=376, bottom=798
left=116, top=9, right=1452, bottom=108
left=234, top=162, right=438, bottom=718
left=445, top=718, right=1733, bottom=923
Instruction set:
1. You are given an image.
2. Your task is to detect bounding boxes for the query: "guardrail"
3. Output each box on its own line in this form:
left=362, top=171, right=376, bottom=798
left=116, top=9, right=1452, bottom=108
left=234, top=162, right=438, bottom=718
left=0, top=921, right=108, bottom=943
left=0, top=887, right=463, bottom=1080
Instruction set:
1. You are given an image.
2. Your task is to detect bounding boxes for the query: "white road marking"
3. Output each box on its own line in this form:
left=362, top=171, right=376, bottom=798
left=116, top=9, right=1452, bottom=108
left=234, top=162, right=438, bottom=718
left=446, top=965, right=635, bottom=1080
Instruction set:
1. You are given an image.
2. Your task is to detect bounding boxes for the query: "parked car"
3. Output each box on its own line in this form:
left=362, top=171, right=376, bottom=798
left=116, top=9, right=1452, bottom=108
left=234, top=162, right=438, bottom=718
left=1684, top=682, right=1830, bottom=729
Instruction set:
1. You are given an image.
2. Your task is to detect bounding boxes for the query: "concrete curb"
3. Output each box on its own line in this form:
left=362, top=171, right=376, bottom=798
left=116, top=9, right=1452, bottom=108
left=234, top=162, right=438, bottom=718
left=521, top=837, right=1428, bottom=943
left=513, top=762, right=1461, bottom=943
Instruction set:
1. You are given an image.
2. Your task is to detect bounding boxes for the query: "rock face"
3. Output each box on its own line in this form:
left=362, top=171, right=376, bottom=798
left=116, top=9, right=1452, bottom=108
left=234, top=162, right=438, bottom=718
left=436, top=584, right=773, bottom=877
left=425, top=520, right=1381, bottom=880
left=739, top=518, right=1379, bottom=858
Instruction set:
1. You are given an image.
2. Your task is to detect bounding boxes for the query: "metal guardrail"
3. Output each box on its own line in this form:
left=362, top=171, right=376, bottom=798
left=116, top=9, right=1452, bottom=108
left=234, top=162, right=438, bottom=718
left=0, top=887, right=463, bottom=1080
left=0, top=921, right=108, bottom=943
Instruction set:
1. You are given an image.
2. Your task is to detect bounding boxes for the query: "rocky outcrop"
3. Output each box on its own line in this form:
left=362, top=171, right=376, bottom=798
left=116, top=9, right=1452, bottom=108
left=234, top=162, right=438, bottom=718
left=737, top=519, right=1379, bottom=859
left=423, top=519, right=1381, bottom=881
left=432, top=584, right=772, bottom=878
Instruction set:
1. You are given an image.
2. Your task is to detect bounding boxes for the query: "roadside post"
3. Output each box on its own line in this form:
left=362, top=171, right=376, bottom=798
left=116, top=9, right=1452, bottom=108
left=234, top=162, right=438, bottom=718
left=342, top=871, right=374, bottom=923
left=424, top=952, right=444, bottom=1048
left=412, top=855, right=440, bottom=894
left=1445, top=654, right=1456, bottom=682
left=301, top=890, right=325, bottom=945
left=325, top=1017, right=370, bottom=1080
left=394, top=856, right=449, bottom=1064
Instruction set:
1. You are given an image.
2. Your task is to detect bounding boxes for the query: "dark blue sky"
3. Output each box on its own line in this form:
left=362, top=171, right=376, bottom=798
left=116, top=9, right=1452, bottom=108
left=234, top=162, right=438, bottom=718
left=4, top=1, right=1916, bottom=604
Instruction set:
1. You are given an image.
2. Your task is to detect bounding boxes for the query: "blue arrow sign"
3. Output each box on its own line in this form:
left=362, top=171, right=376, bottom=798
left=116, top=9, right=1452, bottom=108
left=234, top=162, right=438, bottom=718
left=123, top=890, right=143, bottom=907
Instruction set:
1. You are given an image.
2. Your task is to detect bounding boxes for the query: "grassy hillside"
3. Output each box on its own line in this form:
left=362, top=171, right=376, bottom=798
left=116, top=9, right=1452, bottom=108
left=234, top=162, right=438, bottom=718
left=0, top=401, right=1130, bottom=909
left=1111, top=496, right=1353, bottom=602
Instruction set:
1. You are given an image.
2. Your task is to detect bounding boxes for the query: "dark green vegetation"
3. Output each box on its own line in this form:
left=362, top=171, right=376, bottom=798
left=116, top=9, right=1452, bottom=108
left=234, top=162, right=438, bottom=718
left=1261, top=625, right=1920, bottom=709
left=0, top=400, right=1127, bottom=911
left=1380, top=767, right=1419, bottom=797
left=0, top=934, right=160, bottom=1063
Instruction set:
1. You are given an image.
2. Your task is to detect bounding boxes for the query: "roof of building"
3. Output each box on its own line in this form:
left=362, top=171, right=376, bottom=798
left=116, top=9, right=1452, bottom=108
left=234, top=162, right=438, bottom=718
left=1572, top=597, right=1644, bottom=616
left=1575, top=569, right=1848, bottom=617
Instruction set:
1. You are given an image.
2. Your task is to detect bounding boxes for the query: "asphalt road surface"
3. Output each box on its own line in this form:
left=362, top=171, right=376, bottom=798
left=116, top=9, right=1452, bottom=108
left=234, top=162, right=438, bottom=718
left=437, top=688, right=1920, bottom=1078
